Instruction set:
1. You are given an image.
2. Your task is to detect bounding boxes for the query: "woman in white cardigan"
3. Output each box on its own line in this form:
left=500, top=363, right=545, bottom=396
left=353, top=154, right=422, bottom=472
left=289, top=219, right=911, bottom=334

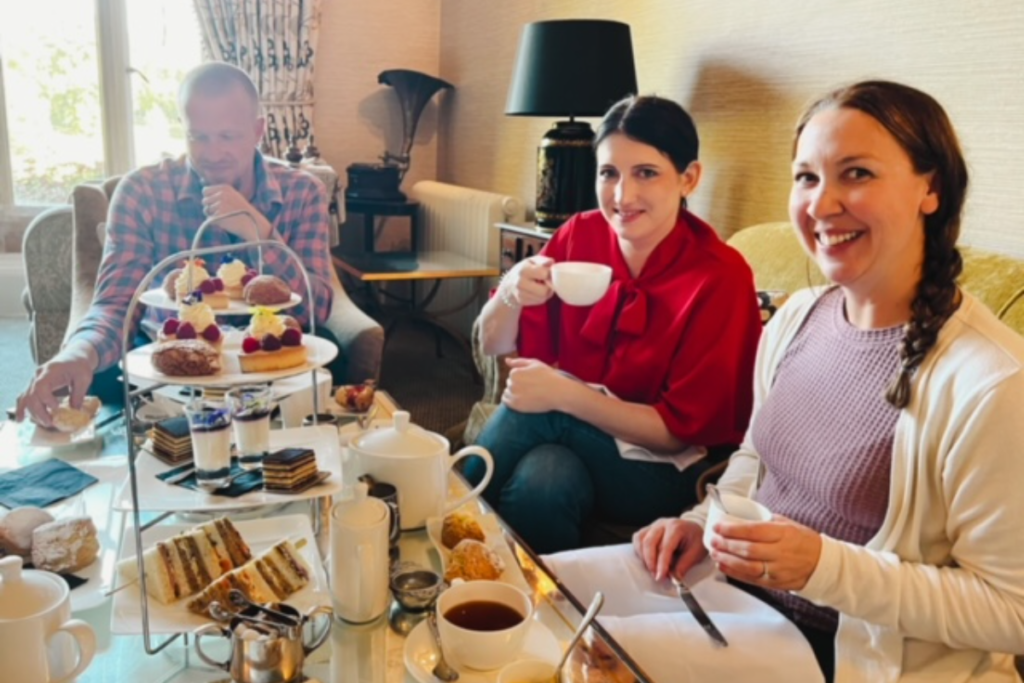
left=549, top=81, right=1024, bottom=683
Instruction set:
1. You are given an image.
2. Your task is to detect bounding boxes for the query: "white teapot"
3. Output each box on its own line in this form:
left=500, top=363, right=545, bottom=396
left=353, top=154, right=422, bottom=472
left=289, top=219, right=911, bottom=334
left=348, top=411, right=494, bottom=530
left=0, top=556, right=97, bottom=683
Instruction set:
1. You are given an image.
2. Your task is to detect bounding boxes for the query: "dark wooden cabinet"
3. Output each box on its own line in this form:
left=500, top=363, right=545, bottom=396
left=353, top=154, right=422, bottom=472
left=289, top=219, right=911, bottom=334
left=496, top=223, right=553, bottom=275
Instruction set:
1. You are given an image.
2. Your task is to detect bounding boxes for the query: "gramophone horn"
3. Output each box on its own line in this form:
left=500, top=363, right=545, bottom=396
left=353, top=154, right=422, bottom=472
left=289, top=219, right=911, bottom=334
left=378, top=69, right=454, bottom=178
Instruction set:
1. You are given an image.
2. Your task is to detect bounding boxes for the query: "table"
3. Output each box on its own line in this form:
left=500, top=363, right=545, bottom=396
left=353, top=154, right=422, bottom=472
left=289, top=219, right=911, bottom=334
left=332, top=249, right=499, bottom=381
left=0, top=397, right=649, bottom=683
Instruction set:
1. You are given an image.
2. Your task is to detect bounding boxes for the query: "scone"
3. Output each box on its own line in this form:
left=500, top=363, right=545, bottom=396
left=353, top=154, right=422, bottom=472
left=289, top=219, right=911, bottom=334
left=441, top=511, right=486, bottom=550
left=239, top=307, right=307, bottom=373
left=0, top=507, right=55, bottom=557
left=243, top=275, right=292, bottom=306
left=31, top=516, right=100, bottom=573
left=151, top=339, right=222, bottom=377
left=444, top=539, right=504, bottom=582
left=50, top=395, right=102, bottom=433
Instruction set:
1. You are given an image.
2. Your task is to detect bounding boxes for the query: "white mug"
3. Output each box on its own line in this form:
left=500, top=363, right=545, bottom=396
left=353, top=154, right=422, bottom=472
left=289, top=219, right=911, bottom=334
left=703, top=491, right=772, bottom=551
left=0, top=557, right=97, bottom=683
left=551, top=262, right=613, bottom=307
left=436, top=580, right=533, bottom=671
left=330, top=486, right=390, bottom=623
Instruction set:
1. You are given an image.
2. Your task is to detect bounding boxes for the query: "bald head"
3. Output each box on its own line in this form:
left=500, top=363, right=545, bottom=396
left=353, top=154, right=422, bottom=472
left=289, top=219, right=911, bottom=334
left=178, top=62, right=261, bottom=118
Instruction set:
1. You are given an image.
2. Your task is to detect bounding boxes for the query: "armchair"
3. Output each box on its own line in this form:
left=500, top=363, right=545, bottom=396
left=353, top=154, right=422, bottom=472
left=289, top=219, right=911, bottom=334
left=21, top=170, right=383, bottom=383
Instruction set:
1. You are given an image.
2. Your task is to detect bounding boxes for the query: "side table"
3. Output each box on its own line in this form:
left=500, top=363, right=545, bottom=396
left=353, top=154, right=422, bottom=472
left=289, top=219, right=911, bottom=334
left=345, top=197, right=420, bottom=253
left=496, top=222, right=553, bottom=274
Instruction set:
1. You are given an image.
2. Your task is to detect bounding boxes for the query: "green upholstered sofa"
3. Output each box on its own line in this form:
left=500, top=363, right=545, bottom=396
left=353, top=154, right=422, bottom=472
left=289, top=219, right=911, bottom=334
left=464, top=219, right=1024, bottom=460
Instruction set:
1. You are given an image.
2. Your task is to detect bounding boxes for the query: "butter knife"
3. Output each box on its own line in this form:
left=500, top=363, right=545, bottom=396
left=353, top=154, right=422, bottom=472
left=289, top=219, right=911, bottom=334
left=671, top=576, right=728, bottom=647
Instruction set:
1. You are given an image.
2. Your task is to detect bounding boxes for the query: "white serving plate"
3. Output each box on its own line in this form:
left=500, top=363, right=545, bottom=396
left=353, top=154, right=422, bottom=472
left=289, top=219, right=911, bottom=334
left=110, top=513, right=329, bottom=634
left=123, top=335, right=337, bottom=387
left=139, top=288, right=301, bottom=314
left=426, top=512, right=532, bottom=595
left=113, top=425, right=343, bottom=512
left=404, top=618, right=559, bottom=683
left=42, top=458, right=127, bottom=613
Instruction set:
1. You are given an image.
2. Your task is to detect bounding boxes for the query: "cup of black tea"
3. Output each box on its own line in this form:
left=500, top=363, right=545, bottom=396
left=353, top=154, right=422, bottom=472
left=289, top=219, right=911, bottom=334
left=436, top=580, right=533, bottom=671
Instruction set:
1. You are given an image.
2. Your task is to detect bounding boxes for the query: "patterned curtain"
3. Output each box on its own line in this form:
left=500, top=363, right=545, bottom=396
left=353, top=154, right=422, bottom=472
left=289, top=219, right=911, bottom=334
left=192, top=0, right=322, bottom=159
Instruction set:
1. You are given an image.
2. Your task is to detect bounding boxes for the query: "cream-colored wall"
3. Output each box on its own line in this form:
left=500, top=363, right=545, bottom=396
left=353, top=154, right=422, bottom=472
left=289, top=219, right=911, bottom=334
left=314, top=0, right=443, bottom=248
left=437, top=0, right=1024, bottom=256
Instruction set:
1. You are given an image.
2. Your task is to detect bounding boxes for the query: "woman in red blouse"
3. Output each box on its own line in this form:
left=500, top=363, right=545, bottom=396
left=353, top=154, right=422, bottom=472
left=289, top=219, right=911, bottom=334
left=466, top=95, right=762, bottom=553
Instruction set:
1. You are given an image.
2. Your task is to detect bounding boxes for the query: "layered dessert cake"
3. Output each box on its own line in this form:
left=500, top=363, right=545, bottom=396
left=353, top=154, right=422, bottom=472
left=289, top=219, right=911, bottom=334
left=158, top=294, right=223, bottom=349
left=262, top=447, right=318, bottom=492
left=151, top=416, right=193, bottom=464
left=187, top=539, right=311, bottom=616
left=239, top=307, right=307, bottom=373
left=117, top=517, right=252, bottom=604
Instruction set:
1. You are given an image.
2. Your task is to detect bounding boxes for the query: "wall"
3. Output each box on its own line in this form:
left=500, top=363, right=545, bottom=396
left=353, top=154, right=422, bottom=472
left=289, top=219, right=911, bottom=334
left=437, top=0, right=1024, bottom=256
left=315, top=0, right=443, bottom=249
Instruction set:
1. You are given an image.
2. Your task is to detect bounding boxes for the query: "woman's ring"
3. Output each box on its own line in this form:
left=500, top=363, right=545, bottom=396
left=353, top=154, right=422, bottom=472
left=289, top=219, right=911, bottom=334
left=760, top=561, right=771, bottom=580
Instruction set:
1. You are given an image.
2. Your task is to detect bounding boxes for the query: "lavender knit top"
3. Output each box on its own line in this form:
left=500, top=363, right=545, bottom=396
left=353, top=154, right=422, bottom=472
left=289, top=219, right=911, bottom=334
left=752, top=287, right=902, bottom=633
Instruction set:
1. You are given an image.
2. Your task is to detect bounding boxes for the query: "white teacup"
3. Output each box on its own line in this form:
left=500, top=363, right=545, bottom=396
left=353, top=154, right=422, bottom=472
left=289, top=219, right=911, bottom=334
left=436, top=580, right=533, bottom=671
left=551, top=262, right=612, bottom=307
left=498, top=658, right=559, bottom=683
left=0, top=557, right=97, bottom=683
left=703, top=492, right=772, bottom=552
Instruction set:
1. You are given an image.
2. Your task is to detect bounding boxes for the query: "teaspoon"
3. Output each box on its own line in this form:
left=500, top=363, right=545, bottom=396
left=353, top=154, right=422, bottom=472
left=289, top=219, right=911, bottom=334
left=426, top=610, right=459, bottom=681
left=228, top=589, right=301, bottom=626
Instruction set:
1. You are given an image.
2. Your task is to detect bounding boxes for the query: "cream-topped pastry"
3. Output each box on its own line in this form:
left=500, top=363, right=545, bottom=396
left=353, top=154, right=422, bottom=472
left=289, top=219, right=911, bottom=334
left=217, top=258, right=253, bottom=299
left=174, top=259, right=211, bottom=300
left=239, top=307, right=306, bottom=373
left=248, top=306, right=286, bottom=339
left=160, top=295, right=223, bottom=348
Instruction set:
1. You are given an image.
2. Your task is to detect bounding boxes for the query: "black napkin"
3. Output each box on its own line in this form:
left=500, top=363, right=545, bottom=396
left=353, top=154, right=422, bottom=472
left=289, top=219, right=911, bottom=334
left=22, top=560, right=89, bottom=590
left=0, top=459, right=98, bottom=509
left=156, top=461, right=264, bottom=497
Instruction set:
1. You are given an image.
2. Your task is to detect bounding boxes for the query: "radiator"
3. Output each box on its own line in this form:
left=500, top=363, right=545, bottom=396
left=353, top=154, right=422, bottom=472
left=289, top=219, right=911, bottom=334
left=409, top=181, right=526, bottom=336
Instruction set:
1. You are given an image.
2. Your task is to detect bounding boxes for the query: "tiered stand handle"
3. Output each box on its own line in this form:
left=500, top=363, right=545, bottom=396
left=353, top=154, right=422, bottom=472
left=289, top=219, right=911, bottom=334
left=119, top=210, right=325, bottom=655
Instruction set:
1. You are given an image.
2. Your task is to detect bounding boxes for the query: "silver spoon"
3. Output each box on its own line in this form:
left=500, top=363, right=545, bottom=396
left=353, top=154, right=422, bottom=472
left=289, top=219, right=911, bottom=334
left=426, top=610, right=459, bottom=682
left=706, top=483, right=730, bottom=514
left=228, top=589, right=301, bottom=627
left=557, top=591, right=605, bottom=676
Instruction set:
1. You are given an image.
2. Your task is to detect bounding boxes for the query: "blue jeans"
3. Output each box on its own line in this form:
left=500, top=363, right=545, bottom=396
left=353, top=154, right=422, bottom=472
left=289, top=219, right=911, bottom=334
left=465, top=405, right=710, bottom=554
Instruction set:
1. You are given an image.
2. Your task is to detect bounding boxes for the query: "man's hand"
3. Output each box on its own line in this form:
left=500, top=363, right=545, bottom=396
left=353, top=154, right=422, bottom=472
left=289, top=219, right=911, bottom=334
left=16, top=345, right=97, bottom=428
left=202, top=185, right=271, bottom=241
left=501, top=357, right=584, bottom=413
left=708, top=515, right=823, bottom=591
left=633, top=517, right=707, bottom=582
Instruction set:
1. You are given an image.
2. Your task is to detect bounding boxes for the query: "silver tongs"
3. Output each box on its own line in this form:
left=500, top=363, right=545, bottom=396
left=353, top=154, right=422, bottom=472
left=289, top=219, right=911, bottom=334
left=671, top=576, right=728, bottom=648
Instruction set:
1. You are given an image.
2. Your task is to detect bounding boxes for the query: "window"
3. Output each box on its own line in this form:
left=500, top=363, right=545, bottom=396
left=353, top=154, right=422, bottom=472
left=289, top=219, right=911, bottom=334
left=0, top=0, right=202, bottom=212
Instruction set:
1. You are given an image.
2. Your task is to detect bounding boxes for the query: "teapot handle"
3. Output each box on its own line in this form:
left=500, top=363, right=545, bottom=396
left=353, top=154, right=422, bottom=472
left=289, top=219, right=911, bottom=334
left=445, top=446, right=494, bottom=513
left=193, top=623, right=231, bottom=672
left=302, top=604, right=334, bottom=655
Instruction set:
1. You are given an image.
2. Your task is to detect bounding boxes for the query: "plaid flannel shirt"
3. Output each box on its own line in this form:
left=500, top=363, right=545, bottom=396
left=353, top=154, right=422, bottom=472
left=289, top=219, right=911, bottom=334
left=67, top=151, right=334, bottom=372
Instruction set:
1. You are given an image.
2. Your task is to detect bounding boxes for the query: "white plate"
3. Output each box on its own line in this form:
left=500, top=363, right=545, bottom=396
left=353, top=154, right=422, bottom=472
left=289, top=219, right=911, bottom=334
left=404, top=618, right=560, bottom=683
left=111, top=513, right=329, bottom=634
left=426, top=513, right=532, bottom=595
left=113, top=425, right=343, bottom=512
left=123, top=336, right=337, bottom=387
left=43, top=458, right=127, bottom=612
left=139, top=288, right=302, bottom=314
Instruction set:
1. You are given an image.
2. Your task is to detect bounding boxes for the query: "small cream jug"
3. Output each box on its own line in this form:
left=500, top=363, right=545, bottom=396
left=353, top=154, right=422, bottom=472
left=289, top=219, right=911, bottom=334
left=330, top=484, right=391, bottom=623
left=348, top=411, right=494, bottom=530
left=0, top=556, right=97, bottom=683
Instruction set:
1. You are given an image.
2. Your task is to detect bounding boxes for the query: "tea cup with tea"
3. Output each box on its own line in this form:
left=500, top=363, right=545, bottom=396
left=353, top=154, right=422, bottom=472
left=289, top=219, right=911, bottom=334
left=497, top=658, right=559, bottom=683
left=436, top=579, right=533, bottom=671
left=703, top=491, right=772, bottom=552
left=550, top=262, right=613, bottom=307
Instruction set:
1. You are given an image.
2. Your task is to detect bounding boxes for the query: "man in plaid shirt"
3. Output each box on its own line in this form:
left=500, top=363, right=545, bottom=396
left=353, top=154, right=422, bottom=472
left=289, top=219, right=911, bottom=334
left=17, top=62, right=334, bottom=427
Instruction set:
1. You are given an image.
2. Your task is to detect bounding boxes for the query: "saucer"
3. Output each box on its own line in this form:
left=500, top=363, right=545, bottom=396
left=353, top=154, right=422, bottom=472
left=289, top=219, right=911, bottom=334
left=404, top=618, right=560, bottom=683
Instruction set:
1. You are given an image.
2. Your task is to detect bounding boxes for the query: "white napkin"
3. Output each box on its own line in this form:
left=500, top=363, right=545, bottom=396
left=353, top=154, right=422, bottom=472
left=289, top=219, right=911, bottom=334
left=544, top=545, right=825, bottom=683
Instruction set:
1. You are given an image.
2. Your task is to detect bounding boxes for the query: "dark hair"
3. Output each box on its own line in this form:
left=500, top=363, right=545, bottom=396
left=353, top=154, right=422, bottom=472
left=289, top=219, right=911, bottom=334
left=178, top=62, right=261, bottom=116
left=795, top=80, right=968, bottom=409
left=594, top=95, right=700, bottom=173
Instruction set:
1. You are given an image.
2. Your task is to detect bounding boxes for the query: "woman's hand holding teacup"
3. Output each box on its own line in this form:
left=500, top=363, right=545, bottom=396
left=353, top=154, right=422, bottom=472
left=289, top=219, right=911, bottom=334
left=632, top=517, right=707, bottom=582
left=504, top=256, right=555, bottom=307
left=707, top=515, right=823, bottom=591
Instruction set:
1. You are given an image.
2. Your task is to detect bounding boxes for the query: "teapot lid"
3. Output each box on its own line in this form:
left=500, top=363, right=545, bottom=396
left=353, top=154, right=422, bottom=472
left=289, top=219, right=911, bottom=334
left=332, top=483, right=387, bottom=527
left=351, top=411, right=441, bottom=457
left=0, top=556, right=66, bottom=620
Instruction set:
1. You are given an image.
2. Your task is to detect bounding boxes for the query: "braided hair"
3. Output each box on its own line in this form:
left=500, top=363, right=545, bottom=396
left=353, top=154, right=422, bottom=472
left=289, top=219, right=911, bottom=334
left=794, top=81, right=969, bottom=409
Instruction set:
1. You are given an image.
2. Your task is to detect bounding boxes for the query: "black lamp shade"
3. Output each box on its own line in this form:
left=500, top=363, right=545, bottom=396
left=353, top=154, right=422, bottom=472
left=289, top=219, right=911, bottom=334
left=506, top=20, right=638, bottom=117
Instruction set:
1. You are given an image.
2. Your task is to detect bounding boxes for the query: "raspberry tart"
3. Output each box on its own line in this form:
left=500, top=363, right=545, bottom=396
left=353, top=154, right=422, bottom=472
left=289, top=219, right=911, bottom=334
left=158, top=294, right=224, bottom=350
left=239, top=307, right=307, bottom=373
